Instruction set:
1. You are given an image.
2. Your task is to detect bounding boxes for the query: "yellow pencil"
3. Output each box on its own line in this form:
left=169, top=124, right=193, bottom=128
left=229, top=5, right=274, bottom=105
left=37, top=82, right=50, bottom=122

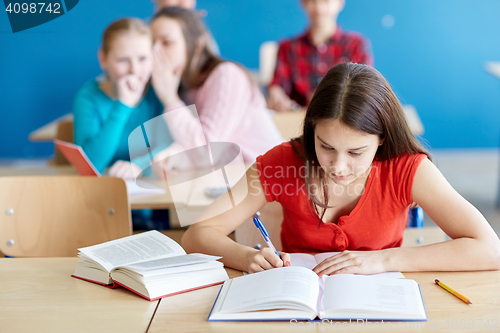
left=435, top=279, right=472, bottom=305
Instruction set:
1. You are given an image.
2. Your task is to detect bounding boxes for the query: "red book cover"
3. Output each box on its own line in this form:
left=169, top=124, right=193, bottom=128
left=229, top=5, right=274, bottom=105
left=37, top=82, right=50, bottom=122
left=54, top=139, right=100, bottom=176
left=113, top=280, right=224, bottom=301
left=71, top=274, right=224, bottom=301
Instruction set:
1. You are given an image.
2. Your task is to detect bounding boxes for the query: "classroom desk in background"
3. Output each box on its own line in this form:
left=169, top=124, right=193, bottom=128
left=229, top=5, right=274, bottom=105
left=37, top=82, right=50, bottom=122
left=0, top=165, right=177, bottom=211
left=2, top=257, right=499, bottom=333
left=28, top=105, right=424, bottom=143
left=28, top=113, right=74, bottom=142
left=0, top=162, right=251, bottom=227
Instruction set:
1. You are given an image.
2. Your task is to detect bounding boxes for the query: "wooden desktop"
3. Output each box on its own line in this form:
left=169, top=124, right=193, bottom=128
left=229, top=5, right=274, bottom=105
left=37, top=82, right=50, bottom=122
left=148, top=270, right=500, bottom=332
left=1, top=256, right=499, bottom=333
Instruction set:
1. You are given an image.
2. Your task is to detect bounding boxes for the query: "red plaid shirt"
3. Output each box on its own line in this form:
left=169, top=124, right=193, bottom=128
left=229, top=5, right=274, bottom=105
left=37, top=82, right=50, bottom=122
left=270, top=26, right=373, bottom=106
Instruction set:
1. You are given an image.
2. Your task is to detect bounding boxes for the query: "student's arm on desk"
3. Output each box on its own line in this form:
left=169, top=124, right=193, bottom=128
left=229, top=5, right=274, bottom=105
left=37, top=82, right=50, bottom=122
left=313, top=158, right=500, bottom=276
left=182, top=163, right=290, bottom=273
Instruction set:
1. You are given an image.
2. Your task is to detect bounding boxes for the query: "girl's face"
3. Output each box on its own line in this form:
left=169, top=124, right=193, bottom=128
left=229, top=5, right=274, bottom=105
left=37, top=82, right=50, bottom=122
left=99, top=32, right=153, bottom=85
left=314, top=119, right=382, bottom=186
left=151, top=17, right=187, bottom=75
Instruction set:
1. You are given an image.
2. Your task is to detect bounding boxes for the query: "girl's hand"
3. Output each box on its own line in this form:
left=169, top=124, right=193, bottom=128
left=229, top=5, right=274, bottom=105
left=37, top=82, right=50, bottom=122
left=109, top=160, right=142, bottom=180
left=246, top=248, right=291, bottom=274
left=116, top=74, right=145, bottom=107
left=312, top=250, right=388, bottom=277
left=151, top=42, right=182, bottom=107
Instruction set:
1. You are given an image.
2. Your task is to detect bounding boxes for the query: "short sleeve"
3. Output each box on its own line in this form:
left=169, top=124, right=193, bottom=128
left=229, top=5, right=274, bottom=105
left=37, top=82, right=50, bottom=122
left=392, top=154, right=427, bottom=206
left=255, top=143, right=287, bottom=203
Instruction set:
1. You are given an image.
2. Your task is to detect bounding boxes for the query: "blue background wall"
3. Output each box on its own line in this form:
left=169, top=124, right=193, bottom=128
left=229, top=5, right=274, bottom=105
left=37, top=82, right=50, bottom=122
left=2, top=0, right=500, bottom=158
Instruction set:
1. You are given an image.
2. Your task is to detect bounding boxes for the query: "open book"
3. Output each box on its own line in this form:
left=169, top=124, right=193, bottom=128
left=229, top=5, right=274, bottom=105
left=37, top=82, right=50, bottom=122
left=208, top=267, right=426, bottom=321
left=72, top=231, right=229, bottom=301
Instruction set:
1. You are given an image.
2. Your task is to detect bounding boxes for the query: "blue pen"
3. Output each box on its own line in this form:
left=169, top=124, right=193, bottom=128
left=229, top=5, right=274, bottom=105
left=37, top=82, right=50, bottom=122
left=253, top=212, right=281, bottom=259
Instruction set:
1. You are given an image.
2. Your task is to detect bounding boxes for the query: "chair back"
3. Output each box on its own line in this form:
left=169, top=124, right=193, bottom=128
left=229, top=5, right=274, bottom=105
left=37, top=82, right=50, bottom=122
left=0, top=176, right=131, bottom=257
left=54, top=119, right=74, bottom=165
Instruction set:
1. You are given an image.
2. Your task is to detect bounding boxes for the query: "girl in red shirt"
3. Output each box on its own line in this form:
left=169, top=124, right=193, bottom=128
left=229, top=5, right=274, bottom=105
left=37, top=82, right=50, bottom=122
left=183, top=62, right=500, bottom=275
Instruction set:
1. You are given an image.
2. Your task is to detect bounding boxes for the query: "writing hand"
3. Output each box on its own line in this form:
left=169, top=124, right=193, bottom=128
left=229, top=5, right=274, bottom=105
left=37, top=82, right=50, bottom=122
left=246, top=248, right=291, bottom=274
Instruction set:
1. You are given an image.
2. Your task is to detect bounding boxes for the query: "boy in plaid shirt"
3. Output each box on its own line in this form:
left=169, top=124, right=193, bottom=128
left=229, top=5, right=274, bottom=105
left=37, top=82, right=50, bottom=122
left=268, top=0, right=373, bottom=111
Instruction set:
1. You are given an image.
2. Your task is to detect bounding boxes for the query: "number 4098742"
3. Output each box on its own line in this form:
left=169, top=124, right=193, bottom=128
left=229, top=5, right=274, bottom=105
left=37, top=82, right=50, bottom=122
left=5, top=3, right=61, bottom=14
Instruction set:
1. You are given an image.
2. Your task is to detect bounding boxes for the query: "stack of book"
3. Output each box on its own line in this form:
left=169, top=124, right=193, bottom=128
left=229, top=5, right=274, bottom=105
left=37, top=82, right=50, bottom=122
left=72, top=230, right=228, bottom=301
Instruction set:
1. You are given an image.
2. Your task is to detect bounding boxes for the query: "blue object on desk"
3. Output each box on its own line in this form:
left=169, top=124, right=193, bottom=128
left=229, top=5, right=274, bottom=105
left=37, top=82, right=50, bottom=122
left=253, top=212, right=281, bottom=259
left=408, top=206, right=424, bottom=228
left=204, top=187, right=228, bottom=199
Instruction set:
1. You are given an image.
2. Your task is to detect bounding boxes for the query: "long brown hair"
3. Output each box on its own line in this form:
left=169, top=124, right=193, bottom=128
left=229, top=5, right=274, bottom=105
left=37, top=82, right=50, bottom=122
left=152, top=6, right=223, bottom=90
left=292, top=62, right=430, bottom=221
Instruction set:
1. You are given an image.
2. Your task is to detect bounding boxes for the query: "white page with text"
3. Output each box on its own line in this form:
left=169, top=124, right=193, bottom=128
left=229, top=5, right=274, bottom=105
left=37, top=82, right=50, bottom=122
left=78, top=230, right=186, bottom=271
left=217, top=267, right=319, bottom=313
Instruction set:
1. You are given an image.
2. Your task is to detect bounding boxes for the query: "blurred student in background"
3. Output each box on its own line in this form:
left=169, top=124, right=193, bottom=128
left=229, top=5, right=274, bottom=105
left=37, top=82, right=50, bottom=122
left=73, top=18, right=174, bottom=230
left=152, top=0, right=220, bottom=56
left=267, top=0, right=373, bottom=112
left=73, top=18, right=173, bottom=178
left=150, top=7, right=282, bottom=173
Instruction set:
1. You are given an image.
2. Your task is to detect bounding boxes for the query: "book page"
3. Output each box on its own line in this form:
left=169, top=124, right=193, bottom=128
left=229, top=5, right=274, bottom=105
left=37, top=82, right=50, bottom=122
left=313, top=252, right=340, bottom=264
left=120, top=254, right=221, bottom=274
left=78, top=230, right=186, bottom=272
left=321, top=274, right=425, bottom=319
left=217, top=267, right=320, bottom=314
left=289, top=253, right=317, bottom=269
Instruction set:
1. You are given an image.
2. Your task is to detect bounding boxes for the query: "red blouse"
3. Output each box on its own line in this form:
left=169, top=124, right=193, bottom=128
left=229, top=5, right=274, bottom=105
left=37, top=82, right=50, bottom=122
left=256, top=142, right=427, bottom=253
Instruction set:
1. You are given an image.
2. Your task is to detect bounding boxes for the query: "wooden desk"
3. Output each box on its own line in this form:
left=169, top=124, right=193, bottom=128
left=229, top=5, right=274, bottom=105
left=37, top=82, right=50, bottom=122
left=148, top=270, right=500, bottom=332
left=29, top=113, right=73, bottom=142
left=0, top=166, right=177, bottom=210
left=28, top=105, right=424, bottom=143
left=0, top=257, right=158, bottom=332
left=2, top=256, right=498, bottom=332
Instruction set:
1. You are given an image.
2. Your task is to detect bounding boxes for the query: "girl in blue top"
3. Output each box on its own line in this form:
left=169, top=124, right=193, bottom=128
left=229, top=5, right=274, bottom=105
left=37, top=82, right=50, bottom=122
left=73, top=18, right=173, bottom=178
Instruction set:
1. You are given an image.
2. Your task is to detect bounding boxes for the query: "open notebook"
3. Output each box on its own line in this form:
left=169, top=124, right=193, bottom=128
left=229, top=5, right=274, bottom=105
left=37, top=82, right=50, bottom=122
left=54, top=139, right=165, bottom=196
